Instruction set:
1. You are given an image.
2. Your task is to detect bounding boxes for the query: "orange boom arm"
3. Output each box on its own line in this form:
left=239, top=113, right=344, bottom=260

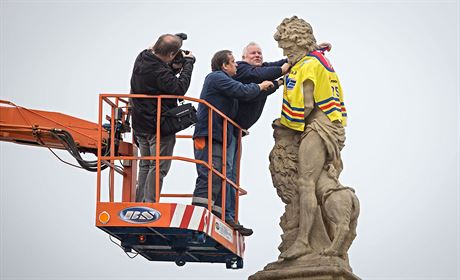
left=0, top=100, right=106, bottom=153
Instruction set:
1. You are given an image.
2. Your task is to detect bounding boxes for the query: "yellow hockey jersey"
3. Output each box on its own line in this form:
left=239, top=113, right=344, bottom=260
left=281, top=50, right=347, bottom=131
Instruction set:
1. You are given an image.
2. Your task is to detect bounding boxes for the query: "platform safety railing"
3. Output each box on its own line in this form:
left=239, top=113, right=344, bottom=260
left=97, top=93, right=247, bottom=224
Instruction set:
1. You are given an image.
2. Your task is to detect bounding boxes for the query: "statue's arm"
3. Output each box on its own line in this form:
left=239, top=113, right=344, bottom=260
left=303, top=79, right=315, bottom=118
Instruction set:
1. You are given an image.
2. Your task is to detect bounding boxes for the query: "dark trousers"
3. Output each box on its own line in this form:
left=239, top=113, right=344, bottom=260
left=192, top=137, right=234, bottom=217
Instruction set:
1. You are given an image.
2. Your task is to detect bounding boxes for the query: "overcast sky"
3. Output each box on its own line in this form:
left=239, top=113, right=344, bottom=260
left=1, top=1, right=459, bottom=279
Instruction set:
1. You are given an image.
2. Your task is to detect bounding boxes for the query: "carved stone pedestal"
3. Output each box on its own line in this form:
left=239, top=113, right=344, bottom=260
left=249, top=254, right=360, bottom=280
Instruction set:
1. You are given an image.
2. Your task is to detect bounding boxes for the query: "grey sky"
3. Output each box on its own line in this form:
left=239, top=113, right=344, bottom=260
left=1, top=1, right=459, bottom=279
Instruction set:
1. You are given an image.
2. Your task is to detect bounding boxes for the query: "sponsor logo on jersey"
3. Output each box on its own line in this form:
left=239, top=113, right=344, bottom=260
left=286, top=77, right=297, bottom=90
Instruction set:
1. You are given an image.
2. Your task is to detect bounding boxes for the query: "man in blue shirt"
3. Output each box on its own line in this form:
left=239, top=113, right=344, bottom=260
left=192, top=50, right=273, bottom=236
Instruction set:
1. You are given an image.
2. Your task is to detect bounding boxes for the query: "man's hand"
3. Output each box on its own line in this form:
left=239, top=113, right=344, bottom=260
left=183, top=51, right=196, bottom=63
left=258, top=81, right=274, bottom=91
left=281, top=62, right=291, bottom=75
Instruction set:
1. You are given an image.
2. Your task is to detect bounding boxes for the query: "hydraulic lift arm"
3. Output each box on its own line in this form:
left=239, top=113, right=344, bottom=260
left=0, top=99, right=132, bottom=172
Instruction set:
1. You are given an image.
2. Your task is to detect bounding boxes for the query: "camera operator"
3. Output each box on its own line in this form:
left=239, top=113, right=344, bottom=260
left=130, top=33, right=195, bottom=203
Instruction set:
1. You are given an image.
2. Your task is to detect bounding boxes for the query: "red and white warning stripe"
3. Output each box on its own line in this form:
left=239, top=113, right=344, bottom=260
left=236, top=232, right=240, bottom=255
left=240, top=234, right=245, bottom=257
left=207, top=211, right=214, bottom=235
left=168, top=204, right=244, bottom=257
left=169, top=204, right=208, bottom=231
left=235, top=232, right=245, bottom=256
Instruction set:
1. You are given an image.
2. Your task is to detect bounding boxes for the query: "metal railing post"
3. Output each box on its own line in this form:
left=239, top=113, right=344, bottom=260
left=235, top=129, right=242, bottom=223
left=155, top=97, right=162, bottom=203
left=97, top=95, right=103, bottom=202
left=207, top=107, right=213, bottom=213
left=221, top=119, right=227, bottom=221
left=109, top=101, right=116, bottom=202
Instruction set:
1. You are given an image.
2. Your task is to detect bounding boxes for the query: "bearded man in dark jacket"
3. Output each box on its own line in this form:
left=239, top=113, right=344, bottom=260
left=131, top=34, right=195, bottom=203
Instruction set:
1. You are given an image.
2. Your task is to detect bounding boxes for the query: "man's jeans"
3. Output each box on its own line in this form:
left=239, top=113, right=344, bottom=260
left=192, top=137, right=234, bottom=218
left=135, top=133, right=176, bottom=203
left=225, top=135, right=238, bottom=222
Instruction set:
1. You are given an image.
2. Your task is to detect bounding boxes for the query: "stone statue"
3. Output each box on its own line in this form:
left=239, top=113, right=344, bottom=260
left=250, top=16, right=360, bottom=280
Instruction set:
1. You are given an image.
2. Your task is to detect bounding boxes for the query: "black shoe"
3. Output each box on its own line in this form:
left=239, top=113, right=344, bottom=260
left=237, top=226, right=253, bottom=237
left=226, top=219, right=243, bottom=230
left=226, top=219, right=253, bottom=236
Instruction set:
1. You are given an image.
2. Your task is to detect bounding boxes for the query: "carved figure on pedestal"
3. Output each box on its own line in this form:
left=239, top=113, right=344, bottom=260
left=270, top=16, right=359, bottom=261
left=249, top=16, right=360, bottom=280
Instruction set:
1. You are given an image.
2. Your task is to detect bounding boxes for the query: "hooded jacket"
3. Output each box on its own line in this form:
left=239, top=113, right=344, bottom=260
left=130, top=49, right=194, bottom=134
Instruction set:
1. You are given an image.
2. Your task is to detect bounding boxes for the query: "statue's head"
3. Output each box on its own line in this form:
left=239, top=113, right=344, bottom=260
left=274, top=16, right=318, bottom=64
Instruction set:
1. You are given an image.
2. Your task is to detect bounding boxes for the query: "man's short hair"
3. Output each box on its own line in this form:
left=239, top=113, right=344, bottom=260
left=211, top=50, right=232, bottom=71
left=152, top=34, right=182, bottom=56
left=242, top=42, right=261, bottom=57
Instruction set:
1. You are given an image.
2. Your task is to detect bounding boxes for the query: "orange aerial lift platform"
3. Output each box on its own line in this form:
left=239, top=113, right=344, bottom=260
left=0, top=94, right=247, bottom=269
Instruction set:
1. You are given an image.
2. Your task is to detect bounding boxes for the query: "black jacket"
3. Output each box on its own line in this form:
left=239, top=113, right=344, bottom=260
left=130, top=49, right=194, bottom=134
left=233, top=59, right=287, bottom=129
